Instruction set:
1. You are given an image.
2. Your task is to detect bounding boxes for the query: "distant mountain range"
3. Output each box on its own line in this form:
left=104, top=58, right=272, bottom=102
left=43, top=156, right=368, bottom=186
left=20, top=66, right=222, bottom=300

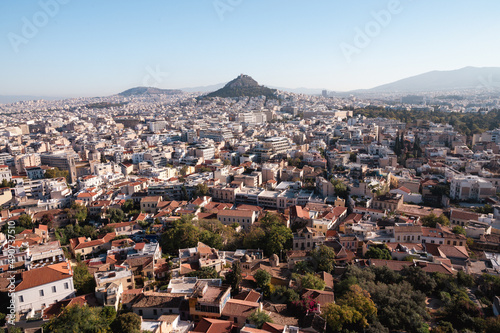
left=357, top=66, right=500, bottom=93
left=118, top=87, right=183, bottom=97
left=3, top=67, right=500, bottom=104
left=204, top=74, right=278, bottom=99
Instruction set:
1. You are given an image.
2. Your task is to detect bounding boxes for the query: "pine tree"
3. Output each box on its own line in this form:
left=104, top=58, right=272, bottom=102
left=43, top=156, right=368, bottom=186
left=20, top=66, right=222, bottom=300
left=394, top=133, right=401, bottom=155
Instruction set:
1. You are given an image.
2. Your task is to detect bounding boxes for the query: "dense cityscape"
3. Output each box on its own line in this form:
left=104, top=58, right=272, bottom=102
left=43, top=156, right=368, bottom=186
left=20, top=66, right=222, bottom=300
left=0, top=72, right=500, bottom=332
left=2, top=1, right=500, bottom=332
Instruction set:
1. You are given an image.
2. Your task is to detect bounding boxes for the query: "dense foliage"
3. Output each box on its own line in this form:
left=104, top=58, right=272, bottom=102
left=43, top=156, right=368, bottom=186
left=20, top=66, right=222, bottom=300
left=242, top=212, right=293, bottom=256
left=354, top=107, right=500, bottom=137
left=160, top=215, right=240, bottom=253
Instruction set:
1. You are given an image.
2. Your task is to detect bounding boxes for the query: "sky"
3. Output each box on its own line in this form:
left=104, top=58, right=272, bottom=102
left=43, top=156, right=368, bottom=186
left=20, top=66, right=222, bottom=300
left=1, top=0, right=500, bottom=98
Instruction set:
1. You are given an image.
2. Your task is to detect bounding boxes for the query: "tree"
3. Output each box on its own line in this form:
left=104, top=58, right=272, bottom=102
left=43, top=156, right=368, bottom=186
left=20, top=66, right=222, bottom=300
left=195, top=183, right=209, bottom=198
left=400, top=266, right=437, bottom=293
left=394, top=133, right=401, bottom=156
left=243, top=225, right=266, bottom=249
left=18, top=214, right=33, bottom=229
left=413, top=134, right=423, bottom=158
left=365, top=244, right=392, bottom=260
left=339, top=284, right=377, bottom=321
left=248, top=310, right=273, bottom=329
left=43, top=304, right=111, bottom=332
left=66, top=202, right=88, bottom=224
left=40, top=213, right=54, bottom=229
left=293, top=273, right=326, bottom=291
left=44, top=167, right=70, bottom=183
left=185, top=266, right=219, bottom=279
left=293, top=260, right=314, bottom=275
left=442, top=297, right=482, bottom=331
left=223, top=159, right=231, bottom=165
left=254, top=269, right=272, bottom=289
left=110, top=312, right=141, bottom=333
left=453, top=225, right=466, bottom=235
left=225, top=261, right=242, bottom=295
left=367, top=281, right=429, bottom=332
left=270, top=285, right=299, bottom=304
left=323, top=285, right=376, bottom=332
left=122, top=199, right=135, bottom=214
left=310, top=245, right=336, bottom=273
left=107, top=208, right=125, bottom=224
left=73, top=263, right=96, bottom=295
left=259, top=213, right=293, bottom=256
left=160, top=219, right=200, bottom=253
left=180, top=165, right=188, bottom=176
left=330, top=179, right=350, bottom=199
left=420, top=213, right=450, bottom=228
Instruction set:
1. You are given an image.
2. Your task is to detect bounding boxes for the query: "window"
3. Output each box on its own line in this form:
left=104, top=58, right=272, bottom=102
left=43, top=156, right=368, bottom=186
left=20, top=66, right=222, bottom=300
left=19, top=296, right=24, bottom=303
left=139, top=310, right=143, bottom=316
left=52, top=286, right=57, bottom=293
left=153, top=309, right=157, bottom=315
left=40, top=290, right=44, bottom=296
left=64, top=283, right=69, bottom=289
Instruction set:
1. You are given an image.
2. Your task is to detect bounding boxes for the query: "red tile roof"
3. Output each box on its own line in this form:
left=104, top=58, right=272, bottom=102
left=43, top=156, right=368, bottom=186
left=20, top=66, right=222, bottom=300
left=15, top=262, right=72, bottom=291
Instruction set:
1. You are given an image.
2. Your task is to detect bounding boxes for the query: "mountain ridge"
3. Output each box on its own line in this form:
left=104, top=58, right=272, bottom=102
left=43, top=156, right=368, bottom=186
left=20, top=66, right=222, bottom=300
left=355, top=66, right=500, bottom=93
left=118, top=86, right=183, bottom=97
left=204, top=74, right=278, bottom=99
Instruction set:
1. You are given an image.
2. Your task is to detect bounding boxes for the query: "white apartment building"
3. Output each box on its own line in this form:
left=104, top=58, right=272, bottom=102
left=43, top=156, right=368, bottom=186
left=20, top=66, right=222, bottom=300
left=263, top=137, right=291, bottom=154
left=14, top=262, right=75, bottom=319
left=450, top=175, right=496, bottom=201
left=0, top=165, right=12, bottom=182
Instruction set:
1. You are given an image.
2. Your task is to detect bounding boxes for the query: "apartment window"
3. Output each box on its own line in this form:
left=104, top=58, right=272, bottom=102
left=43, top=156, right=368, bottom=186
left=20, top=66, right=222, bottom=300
left=19, top=296, right=24, bottom=303
left=52, top=286, right=57, bottom=293
left=64, top=283, right=69, bottom=290
left=40, top=290, right=44, bottom=296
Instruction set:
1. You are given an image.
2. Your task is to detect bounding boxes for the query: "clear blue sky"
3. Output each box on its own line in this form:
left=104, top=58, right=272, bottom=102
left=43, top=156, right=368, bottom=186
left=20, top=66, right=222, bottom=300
left=1, top=0, right=499, bottom=97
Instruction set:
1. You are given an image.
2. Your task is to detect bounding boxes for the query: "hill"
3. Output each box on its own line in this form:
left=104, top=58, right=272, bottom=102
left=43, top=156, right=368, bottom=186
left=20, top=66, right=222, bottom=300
left=118, top=87, right=183, bottom=97
left=205, top=74, right=277, bottom=99
left=362, top=67, right=500, bottom=93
